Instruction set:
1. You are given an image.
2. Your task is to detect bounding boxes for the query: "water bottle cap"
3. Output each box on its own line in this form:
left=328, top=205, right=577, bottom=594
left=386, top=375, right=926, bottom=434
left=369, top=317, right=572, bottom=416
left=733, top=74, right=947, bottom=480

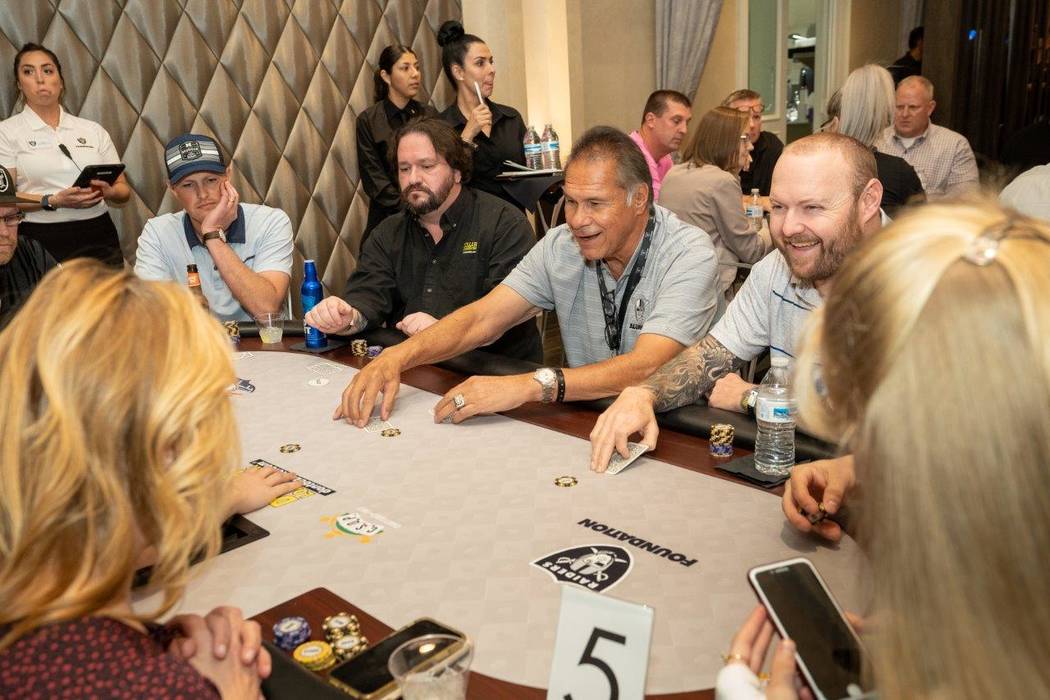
left=771, top=356, right=790, bottom=368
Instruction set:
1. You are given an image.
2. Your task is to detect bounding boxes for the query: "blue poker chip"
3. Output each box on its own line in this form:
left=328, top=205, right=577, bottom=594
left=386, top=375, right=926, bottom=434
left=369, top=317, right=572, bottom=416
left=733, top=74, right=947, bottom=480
left=273, top=616, right=312, bottom=651
left=709, top=443, right=733, bottom=457
left=366, top=345, right=383, bottom=358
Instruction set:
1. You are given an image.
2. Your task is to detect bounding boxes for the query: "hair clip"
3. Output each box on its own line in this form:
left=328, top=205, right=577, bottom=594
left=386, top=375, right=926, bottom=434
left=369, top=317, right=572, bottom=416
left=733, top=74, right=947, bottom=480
left=962, top=219, right=1015, bottom=266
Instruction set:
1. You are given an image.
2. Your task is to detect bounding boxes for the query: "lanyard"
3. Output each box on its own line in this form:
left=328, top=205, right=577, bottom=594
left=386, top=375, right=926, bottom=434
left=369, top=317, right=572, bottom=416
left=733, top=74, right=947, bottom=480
left=596, top=206, right=656, bottom=354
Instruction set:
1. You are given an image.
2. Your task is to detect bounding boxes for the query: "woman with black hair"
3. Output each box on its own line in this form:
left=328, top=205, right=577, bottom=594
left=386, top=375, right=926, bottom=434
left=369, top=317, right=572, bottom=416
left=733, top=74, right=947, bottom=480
left=437, top=21, right=526, bottom=207
left=356, top=44, right=437, bottom=240
left=0, top=43, right=130, bottom=265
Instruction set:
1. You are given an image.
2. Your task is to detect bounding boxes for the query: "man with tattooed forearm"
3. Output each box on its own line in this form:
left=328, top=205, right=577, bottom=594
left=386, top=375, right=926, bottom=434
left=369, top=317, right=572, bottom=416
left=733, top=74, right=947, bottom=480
left=589, top=133, right=889, bottom=542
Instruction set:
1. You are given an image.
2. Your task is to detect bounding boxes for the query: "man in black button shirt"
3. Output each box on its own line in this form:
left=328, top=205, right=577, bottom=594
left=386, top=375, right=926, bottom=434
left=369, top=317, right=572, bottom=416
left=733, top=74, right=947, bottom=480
left=0, top=165, right=57, bottom=329
left=306, top=118, right=541, bottom=362
left=888, top=26, right=923, bottom=86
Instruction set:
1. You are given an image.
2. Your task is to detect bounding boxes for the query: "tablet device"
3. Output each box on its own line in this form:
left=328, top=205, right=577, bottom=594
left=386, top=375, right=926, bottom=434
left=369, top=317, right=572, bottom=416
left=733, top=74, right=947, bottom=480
left=73, top=163, right=125, bottom=188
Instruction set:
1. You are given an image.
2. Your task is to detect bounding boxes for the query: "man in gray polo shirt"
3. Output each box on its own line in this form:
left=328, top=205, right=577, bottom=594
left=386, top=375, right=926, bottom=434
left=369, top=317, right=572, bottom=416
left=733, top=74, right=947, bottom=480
left=590, top=132, right=885, bottom=470
left=134, top=133, right=293, bottom=321
left=334, top=126, right=718, bottom=427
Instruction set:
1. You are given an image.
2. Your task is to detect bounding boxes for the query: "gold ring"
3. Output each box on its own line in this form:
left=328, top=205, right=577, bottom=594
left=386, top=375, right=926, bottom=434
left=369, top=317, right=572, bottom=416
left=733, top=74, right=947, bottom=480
left=721, top=652, right=746, bottom=665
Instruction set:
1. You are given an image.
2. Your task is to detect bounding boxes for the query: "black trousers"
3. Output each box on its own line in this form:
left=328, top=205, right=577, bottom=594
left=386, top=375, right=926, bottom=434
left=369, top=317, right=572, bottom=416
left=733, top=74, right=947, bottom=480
left=20, top=212, right=122, bottom=266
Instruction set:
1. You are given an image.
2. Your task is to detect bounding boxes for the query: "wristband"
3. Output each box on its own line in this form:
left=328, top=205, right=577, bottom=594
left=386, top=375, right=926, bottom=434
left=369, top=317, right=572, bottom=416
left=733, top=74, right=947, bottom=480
left=554, top=368, right=566, bottom=403
left=41, top=194, right=57, bottom=211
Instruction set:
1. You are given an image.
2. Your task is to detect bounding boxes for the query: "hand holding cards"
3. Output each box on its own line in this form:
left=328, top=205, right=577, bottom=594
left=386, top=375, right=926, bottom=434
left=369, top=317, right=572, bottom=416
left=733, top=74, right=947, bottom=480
left=604, top=442, right=652, bottom=475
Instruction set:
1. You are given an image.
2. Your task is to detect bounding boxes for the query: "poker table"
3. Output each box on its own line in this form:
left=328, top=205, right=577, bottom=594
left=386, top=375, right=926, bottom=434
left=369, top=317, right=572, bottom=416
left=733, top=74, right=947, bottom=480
left=134, top=336, right=864, bottom=698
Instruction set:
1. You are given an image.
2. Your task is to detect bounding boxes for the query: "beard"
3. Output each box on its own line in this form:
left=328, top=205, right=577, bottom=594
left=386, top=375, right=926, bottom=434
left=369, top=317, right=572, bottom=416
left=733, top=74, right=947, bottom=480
left=401, top=173, right=455, bottom=216
left=775, top=203, right=865, bottom=283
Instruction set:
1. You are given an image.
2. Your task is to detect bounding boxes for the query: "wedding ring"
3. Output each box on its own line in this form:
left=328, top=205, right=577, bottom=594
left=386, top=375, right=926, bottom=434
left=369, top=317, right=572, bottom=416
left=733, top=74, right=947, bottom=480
left=452, top=393, right=466, bottom=410
left=721, top=652, right=746, bottom=666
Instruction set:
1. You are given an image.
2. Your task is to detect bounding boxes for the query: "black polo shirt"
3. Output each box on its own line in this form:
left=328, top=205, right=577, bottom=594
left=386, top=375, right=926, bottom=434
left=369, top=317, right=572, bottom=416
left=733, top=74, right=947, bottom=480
left=439, top=99, right=526, bottom=207
left=0, top=237, right=57, bottom=329
left=344, top=186, right=541, bottom=362
left=355, top=98, right=438, bottom=237
left=740, top=130, right=784, bottom=197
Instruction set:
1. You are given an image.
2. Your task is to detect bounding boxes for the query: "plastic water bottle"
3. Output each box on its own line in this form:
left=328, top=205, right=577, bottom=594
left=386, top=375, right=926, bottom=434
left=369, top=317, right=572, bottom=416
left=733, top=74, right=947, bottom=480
left=746, top=188, right=764, bottom=233
left=301, top=259, right=327, bottom=349
left=754, top=356, right=796, bottom=475
left=523, top=125, right=543, bottom=170
left=541, top=123, right=561, bottom=170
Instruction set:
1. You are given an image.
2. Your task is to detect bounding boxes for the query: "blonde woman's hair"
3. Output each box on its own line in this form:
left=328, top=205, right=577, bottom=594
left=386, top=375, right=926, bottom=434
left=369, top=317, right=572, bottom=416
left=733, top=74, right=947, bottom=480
left=0, top=260, right=238, bottom=649
left=837, top=64, right=895, bottom=147
left=682, top=106, right=749, bottom=172
left=795, top=199, right=1050, bottom=698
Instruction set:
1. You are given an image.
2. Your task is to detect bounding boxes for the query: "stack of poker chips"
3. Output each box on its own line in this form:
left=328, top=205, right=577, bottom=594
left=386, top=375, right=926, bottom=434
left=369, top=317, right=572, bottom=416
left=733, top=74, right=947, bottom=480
left=293, top=640, right=337, bottom=672
left=351, top=339, right=368, bottom=357
left=709, top=423, right=735, bottom=457
left=323, top=612, right=369, bottom=661
left=273, top=616, right=311, bottom=652
left=366, top=345, right=383, bottom=358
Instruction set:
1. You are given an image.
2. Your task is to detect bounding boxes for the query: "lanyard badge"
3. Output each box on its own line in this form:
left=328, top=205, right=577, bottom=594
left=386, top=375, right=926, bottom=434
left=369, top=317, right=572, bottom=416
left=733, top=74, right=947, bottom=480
left=596, top=206, right=656, bottom=354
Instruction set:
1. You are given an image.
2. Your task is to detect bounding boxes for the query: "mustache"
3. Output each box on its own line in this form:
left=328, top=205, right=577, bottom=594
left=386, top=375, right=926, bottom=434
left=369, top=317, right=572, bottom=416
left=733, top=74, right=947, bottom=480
left=403, top=183, right=433, bottom=196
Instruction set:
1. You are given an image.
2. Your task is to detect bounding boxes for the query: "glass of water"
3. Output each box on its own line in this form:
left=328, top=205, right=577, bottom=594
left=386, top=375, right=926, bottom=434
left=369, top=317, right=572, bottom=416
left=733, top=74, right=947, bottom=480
left=255, top=312, right=284, bottom=344
left=388, top=634, right=473, bottom=700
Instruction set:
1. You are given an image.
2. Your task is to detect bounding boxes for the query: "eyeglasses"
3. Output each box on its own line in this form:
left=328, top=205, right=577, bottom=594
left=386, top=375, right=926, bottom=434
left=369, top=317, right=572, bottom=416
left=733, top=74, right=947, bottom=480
left=737, top=105, right=765, bottom=117
left=0, top=212, right=25, bottom=227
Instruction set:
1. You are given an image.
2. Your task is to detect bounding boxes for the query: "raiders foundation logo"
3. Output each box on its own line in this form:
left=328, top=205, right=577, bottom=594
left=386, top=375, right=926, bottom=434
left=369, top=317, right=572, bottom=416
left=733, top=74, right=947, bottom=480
left=531, top=544, right=632, bottom=593
left=179, top=141, right=203, bottom=160
left=77, top=137, right=87, bottom=144
left=0, top=168, right=9, bottom=194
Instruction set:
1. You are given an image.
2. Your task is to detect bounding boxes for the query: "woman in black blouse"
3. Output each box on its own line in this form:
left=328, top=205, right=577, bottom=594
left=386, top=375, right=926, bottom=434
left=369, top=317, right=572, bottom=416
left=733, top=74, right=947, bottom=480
left=437, top=21, right=526, bottom=206
left=356, top=44, right=437, bottom=240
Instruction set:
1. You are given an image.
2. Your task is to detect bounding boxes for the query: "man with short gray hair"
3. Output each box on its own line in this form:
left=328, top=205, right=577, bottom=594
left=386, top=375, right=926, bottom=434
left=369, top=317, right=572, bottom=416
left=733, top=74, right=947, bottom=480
left=333, top=126, right=719, bottom=428
left=876, top=76, right=978, bottom=200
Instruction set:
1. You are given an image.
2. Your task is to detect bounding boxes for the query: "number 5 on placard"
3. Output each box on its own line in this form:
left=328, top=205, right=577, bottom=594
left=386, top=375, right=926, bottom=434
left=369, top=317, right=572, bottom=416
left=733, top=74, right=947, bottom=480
left=547, top=585, right=654, bottom=700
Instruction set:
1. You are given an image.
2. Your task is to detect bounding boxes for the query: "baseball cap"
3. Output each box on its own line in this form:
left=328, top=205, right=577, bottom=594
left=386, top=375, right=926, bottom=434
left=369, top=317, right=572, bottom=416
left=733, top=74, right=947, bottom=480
left=165, top=133, right=227, bottom=184
left=0, top=164, right=35, bottom=205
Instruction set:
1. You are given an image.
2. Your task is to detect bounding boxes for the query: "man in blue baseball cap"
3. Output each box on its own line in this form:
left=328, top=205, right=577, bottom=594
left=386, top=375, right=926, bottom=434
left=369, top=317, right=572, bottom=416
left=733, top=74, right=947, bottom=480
left=0, top=163, right=56, bottom=329
left=133, top=133, right=293, bottom=321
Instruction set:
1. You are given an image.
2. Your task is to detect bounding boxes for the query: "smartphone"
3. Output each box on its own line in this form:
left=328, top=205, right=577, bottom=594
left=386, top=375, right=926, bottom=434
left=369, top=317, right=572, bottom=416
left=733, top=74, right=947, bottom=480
left=748, top=557, right=870, bottom=700
left=72, top=163, right=125, bottom=188
left=327, top=617, right=465, bottom=699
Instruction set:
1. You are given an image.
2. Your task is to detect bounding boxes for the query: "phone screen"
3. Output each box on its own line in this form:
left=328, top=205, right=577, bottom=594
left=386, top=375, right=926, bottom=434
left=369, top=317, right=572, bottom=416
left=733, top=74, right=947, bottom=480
left=328, top=618, right=462, bottom=696
left=753, top=562, right=867, bottom=700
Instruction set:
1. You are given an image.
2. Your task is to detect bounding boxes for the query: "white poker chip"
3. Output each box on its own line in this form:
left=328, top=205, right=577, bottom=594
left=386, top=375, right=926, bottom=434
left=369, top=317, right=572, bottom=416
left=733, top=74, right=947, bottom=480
left=308, top=377, right=330, bottom=387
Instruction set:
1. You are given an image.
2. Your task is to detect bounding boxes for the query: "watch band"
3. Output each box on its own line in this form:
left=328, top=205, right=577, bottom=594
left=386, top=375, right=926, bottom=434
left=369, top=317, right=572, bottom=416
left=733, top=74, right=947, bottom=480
left=533, top=368, right=556, bottom=404
left=41, top=194, right=56, bottom=211
left=554, top=368, right=566, bottom=403
left=202, top=229, right=225, bottom=243
left=741, top=387, right=758, bottom=417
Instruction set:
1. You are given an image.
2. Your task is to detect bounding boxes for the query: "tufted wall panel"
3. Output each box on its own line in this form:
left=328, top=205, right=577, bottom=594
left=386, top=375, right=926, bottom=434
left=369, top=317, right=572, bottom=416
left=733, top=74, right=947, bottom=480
left=0, top=0, right=461, bottom=304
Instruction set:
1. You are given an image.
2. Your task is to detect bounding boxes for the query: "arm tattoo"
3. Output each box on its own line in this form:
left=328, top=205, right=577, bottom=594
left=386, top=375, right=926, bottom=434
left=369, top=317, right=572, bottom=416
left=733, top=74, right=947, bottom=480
left=642, top=335, right=745, bottom=412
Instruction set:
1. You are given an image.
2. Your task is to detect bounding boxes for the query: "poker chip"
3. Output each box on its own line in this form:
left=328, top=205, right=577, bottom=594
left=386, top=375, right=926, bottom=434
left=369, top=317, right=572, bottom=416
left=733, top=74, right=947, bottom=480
left=332, top=633, right=369, bottom=661
left=380, top=428, right=401, bottom=437
left=322, top=612, right=360, bottom=641
left=709, top=423, right=735, bottom=458
left=366, top=344, right=383, bottom=358
left=293, top=640, right=336, bottom=671
left=554, top=475, right=578, bottom=488
left=280, top=443, right=301, bottom=453
left=273, top=616, right=311, bottom=651
left=351, top=339, right=368, bottom=357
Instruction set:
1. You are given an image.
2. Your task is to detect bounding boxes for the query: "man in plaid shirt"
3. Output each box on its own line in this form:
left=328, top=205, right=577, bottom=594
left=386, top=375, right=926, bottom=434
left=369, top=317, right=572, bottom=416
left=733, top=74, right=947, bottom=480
left=877, top=76, right=978, bottom=200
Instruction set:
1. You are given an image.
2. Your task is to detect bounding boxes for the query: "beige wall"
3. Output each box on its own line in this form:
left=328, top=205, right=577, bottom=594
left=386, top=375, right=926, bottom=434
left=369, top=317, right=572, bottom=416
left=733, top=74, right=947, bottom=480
left=848, top=0, right=903, bottom=70
left=567, top=0, right=656, bottom=138
left=462, top=0, right=528, bottom=116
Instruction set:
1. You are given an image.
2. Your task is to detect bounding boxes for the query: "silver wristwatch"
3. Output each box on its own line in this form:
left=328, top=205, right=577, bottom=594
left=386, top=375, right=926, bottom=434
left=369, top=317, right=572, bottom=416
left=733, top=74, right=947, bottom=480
left=532, top=367, right=558, bottom=404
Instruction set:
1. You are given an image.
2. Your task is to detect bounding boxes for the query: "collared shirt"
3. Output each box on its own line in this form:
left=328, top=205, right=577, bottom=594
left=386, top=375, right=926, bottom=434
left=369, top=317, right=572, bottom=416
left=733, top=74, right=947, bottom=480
left=1000, top=163, right=1050, bottom=222
left=739, top=130, right=783, bottom=196
left=877, top=123, right=979, bottom=200
left=629, top=130, right=673, bottom=201
left=0, top=236, right=56, bottom=328
left=344, top=187, right=542, bottom=362
left=0, top=107, right=119, bottom=223
left=441, top=100, right=526, bottom=206
left=134, top=203, right=294, bottom=321
left=502, top=204, right=719, bottom=367
left=355, top=98, right=438, bottom=235
left=711, top=210, right=891, bottom=361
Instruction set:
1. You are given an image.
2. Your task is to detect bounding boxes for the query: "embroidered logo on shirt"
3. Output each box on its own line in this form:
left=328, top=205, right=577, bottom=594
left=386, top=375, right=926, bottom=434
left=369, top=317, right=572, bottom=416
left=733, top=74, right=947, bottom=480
left=27, top=140, right=36, bottom=147
left=77, top=137, right=86, bottom=144
left=629, top=297, right=647, bottom=330
left=462, top=241, right=478, bottom=254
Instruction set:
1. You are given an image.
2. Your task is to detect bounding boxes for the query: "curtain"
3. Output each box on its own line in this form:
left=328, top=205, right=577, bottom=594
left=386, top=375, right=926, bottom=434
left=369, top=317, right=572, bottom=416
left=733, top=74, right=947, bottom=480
left=899, top=0, right=926, bottom=53
left=655, top=0, right=724, bottom=96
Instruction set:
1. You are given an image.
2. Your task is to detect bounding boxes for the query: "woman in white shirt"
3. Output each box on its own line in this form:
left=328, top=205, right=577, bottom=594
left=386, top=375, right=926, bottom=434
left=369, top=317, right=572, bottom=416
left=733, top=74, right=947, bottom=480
left=0, top=43, right=131, bottom=264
